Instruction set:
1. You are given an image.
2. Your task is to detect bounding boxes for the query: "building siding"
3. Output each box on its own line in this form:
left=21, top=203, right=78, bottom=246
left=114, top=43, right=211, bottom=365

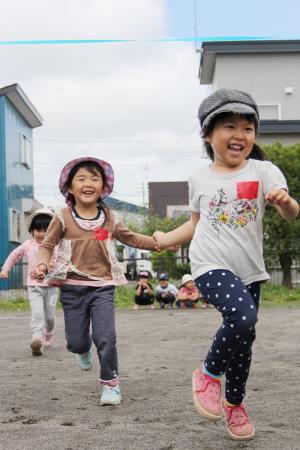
left=0, top=97, right=8, bottom=270
left=213, top=54, right=300, bottom=120
left=148, top=181, right=189, bottom=218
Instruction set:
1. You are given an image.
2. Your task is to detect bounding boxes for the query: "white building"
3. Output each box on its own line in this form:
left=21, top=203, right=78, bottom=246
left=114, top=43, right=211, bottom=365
left=199, top=40, right=300, bottom=145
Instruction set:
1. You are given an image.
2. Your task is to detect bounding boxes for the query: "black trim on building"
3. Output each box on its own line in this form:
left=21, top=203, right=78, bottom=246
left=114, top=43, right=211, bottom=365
left=259, top=120, right=300, bottom=134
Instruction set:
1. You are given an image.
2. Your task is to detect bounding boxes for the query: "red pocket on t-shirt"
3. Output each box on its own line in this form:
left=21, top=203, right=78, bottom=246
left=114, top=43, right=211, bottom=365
left=236, top=181, right=259, bottom=200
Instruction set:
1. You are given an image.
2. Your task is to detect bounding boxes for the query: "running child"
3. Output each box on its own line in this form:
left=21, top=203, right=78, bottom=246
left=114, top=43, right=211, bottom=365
left=35, top=157, right=157, bottom=406
left=0, top=207, right=58, bottom=356
left=153, top=89, right=299, bottom=440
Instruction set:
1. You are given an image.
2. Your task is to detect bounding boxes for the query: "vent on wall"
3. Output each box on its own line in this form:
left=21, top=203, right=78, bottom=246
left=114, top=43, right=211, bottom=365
left=257, top=104, right=281, bottom=120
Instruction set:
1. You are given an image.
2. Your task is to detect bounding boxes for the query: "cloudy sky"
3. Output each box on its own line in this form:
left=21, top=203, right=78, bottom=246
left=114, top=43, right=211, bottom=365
left=0, top=0, right=299, bottom=208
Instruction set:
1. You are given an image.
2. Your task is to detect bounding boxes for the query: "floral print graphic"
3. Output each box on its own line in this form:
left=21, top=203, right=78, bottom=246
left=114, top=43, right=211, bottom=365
left=208, top=185, right=259, bottom=235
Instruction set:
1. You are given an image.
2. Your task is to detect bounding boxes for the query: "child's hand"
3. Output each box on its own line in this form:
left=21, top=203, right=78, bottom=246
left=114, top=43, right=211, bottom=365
left=153, top=231, right=167, bottom=250
left=35, top=264, right=47, bottom=280
left=166, top=244, right=180, bottom=252
left=265, top=189, right=292, bottom=208
left=0, top=270, right=8, bottom=279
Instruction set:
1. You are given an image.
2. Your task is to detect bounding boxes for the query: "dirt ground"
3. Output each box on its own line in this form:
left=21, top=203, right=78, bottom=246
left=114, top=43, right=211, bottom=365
left=0, top=307, right=299, bottom=450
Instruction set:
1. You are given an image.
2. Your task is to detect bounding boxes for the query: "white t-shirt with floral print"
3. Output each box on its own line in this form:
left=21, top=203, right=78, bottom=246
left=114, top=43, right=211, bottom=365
left=188, top=159, right=288, bottom=285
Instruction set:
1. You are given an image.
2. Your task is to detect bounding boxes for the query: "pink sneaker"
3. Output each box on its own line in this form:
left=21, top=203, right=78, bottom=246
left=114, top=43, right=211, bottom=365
left=43, top=331, right=54, bottom=349
left=192, top=369, right=222, bottom=421
left=222, top=400, right=255, bottom=440
left=30, top=337, right=43, bottom=356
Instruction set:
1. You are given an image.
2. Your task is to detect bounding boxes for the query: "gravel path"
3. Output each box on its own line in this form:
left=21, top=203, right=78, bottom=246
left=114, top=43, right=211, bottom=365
left=0, top=307, right=299, bottom=450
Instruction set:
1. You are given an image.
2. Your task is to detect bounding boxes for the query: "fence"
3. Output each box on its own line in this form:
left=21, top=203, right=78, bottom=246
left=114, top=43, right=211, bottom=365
left=1, top=256, right=300, bottom=301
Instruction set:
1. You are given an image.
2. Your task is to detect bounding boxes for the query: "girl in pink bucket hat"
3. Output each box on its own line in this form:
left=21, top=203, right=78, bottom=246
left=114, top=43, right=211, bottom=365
left=35, top=156, right=157, bottom=406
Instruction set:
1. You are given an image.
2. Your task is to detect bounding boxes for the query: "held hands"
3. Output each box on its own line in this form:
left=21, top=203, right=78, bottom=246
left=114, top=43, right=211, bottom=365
left=153, top=231, right=179, bottom=252
left=0, top=270, right=8, bottom=279
left=35, top=264, right=47, bottom=281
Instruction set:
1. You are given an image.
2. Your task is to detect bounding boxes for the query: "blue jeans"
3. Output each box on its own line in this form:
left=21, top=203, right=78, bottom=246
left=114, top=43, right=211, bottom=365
left=195, top=270, right=261, bottom=405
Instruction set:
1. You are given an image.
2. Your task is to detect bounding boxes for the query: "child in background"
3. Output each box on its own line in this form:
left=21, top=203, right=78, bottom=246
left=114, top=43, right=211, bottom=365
left=177, top=274, right=200, bottom=308
left=35, top=157, right=157, bottom=406
left=134, top=271, right=155, bottom=309
left=0, top=207, right=58, bottom=356
left=154, top=89, right=299, bottom=440
left=155, top=273, right=178, bottom=309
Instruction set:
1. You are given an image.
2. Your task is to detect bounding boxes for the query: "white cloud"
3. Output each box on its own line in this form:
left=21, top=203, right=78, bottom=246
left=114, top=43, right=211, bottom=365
left=0, top=0, right=209, bottom=207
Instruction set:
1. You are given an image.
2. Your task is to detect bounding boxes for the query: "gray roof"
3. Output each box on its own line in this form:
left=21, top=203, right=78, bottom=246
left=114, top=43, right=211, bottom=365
left=199, top=40, right=300, bottom=84
left=0, top=83, right=43, bottom=128
left=104, top=197, right=148, bottom=214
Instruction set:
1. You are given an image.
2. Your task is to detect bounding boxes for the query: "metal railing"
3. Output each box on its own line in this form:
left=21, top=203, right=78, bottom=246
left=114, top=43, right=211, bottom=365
left=1, top=256, right=300, bottom=300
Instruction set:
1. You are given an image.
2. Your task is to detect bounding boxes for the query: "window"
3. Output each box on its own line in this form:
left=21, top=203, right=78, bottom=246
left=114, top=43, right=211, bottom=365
left=20, top=133, right=32, bottom=168
left=257, top=104, right=281, bottom=120
left=9, top=208, right=22, bottom=243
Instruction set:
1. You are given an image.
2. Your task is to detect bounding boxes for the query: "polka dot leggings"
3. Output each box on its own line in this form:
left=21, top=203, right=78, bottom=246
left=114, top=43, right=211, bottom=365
left=195, top=270, right=260, bottom=405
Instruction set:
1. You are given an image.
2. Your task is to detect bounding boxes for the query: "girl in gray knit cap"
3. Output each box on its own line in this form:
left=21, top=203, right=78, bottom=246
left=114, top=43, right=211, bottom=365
left=154, top=88, right=299, bottom=441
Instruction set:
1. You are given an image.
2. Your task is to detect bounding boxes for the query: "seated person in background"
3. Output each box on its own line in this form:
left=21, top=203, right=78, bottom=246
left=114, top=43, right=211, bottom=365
left=177, top=274, right=200, bottom=308
left=155, top=273, right=178, bottom=309
left=134, top=271, right=155, bottom=309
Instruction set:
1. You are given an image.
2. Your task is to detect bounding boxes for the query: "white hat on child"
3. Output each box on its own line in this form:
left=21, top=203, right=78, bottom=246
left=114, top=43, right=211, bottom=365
left=181, top=274, right=194, bottom=286
left=27, top=207, right=54, bottom=232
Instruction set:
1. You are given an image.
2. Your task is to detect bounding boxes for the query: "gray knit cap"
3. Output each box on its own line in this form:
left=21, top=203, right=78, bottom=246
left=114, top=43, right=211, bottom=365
left=198, top=88, right=259, bottom=130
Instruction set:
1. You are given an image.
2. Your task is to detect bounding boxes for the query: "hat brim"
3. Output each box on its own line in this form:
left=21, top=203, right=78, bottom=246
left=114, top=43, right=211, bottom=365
left=202, top=103, right=259, bottom=129
left=27, top=208, right=54, bottom=231
left=59, top=157, right=114, bottom=203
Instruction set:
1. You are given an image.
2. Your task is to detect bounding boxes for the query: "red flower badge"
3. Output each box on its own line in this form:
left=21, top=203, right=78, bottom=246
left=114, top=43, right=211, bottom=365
left=93, top=227, right=109, bottom=241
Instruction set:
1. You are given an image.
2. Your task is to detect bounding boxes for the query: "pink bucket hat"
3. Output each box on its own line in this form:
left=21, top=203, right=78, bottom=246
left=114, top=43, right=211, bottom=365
left=59, top=157, right=114, bottom=204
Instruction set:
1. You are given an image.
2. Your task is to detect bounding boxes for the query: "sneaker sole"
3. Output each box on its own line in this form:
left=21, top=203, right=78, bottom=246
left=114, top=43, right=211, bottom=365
left=31, top=340, right=43, bottom=356
left=100, top=397, right=122, bottom=406
left=192, top=372, right=222, bottom=422
left=226, top=426, right=255, bottom=441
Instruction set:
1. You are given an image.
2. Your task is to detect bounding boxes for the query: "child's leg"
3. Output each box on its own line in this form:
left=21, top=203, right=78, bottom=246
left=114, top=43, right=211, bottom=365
left=28, top=286, right=45, bottom=339
left=44, top=287, right=58, bottom=334
left=155, top=293, right=165, bottom=308
left=195, top=271, right=258, bottom=391
left=89, top=286, right=118, bottom=383
left=60, top=285, right=92, bottom=354
left=224, top=282, right=260, bottom=405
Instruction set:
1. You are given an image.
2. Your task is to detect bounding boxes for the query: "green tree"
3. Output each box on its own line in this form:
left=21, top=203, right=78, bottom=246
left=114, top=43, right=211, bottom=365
left=127, top=214, right=189, bottom=278
left=262, top=143, right=300, bottom=288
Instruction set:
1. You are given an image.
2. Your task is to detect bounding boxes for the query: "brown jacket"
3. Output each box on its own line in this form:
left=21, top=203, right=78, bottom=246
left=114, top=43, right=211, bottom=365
left=36, top=207, right=156, bottom=284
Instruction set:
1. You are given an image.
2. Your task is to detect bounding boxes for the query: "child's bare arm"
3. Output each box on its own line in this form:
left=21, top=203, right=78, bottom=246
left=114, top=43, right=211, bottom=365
left=266, top=189, right=299, bottom=221
left=153, top=212, right=200, bottom=249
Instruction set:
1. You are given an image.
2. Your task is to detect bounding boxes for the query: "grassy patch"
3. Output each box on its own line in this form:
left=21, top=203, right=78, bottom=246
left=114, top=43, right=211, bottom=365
left=0, top=283, right=299, bottom=311
left=260, top=283, right=300, bottom=307
left=115, top=285, right=136, bottom=308
left=0, top=298, right=30, bottom=312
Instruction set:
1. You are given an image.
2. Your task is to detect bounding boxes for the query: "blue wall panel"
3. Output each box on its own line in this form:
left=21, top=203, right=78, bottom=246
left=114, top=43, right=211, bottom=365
left=0, top=97, right=34, bottom=290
